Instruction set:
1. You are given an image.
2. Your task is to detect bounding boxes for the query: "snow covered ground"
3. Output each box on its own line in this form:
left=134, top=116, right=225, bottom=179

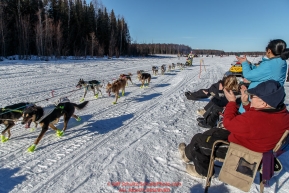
left=0, top=55, right=288, bottom=193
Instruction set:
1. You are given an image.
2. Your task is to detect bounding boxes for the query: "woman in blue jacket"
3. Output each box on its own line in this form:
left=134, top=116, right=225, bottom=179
left=237, top=39, right=289, bottom=113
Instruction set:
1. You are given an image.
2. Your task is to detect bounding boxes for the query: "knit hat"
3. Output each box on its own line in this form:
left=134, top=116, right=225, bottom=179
left=246, top=80, right=285, bottom=108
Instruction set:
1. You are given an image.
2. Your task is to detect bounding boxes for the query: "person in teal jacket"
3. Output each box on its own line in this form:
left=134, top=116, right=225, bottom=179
left=237, top=39, right=289, bottom=113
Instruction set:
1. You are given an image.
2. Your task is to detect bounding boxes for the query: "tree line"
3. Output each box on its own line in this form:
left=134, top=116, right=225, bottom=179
left=0, top=0, right=265, bottom=60
left=128, top=44, right=265, bottom=57
left=192, top=50, right=265, bottom=57
left=129, top=43, right=193, bottom=56
left=0, top=0, right=131, bottom=59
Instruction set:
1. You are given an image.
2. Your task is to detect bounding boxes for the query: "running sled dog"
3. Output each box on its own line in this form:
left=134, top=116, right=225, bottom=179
left=106, top=78, right=126, bottom=104
left=0, top=102, right=35, bottom=142
left=161, top=64, right=166, bottom=75
left=119, top=73, right=133, bottom=86
left=152, top=66, right=158, bottom=75
left=76, top=79, right=102, bottom=102
left=137, top=70, right=145, bottom=81
left=139, top=73, right=151, bottom=88
left=21, top=101, right=89, bottom=152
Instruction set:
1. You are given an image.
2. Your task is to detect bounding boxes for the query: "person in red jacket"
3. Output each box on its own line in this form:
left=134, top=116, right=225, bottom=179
left=178, top=80, right=289, bottom=178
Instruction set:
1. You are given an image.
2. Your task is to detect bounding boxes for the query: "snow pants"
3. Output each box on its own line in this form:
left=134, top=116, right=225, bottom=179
left=185, top=89, right=208, bottom=100
left=184, top=128, right=230, bottom=176
left=203, top=103, right=224, bottom=127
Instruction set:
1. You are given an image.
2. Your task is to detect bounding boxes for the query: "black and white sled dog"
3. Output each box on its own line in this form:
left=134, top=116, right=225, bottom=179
left=21, top=101, right=89, bottom=152
left=76, top=79, right=103, bottom=102
left=1, top=102, right=35, bottom=142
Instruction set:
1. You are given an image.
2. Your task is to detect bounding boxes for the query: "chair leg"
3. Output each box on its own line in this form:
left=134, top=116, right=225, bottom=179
left=259, top=173, right=264, bottom=193
left=205, top=154, right=216, bottom=192
left=205, top=140, right=229, bottom=193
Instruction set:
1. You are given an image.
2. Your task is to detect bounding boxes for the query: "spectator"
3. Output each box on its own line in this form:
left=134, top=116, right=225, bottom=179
left=196, top=75, right=241, bottom=128
left=178, top=80, right=289, bottom=177
left=185, top=78, right=225, bottom=101
left=237, top=39, right=289, bottom=113
left=185, top=72, right=235, bottom=101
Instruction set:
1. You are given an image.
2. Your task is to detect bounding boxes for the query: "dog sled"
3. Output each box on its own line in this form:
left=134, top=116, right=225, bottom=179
left=185, top=59, right=192, bottom=66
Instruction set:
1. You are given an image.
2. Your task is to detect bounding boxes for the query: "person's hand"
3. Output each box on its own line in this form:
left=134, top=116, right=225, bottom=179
left=202, top=90, right=208, bottom=95
left=224, top=89, right=236, bottom=102
left=240, top=85, right=249, bottom=103
left=243, top=78, right=250, bottom=83
left=236, top=55, right=248, bottom=63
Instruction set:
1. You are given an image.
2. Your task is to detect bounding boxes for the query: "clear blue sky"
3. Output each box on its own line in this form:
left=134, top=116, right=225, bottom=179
left=100, top=0, right=289, bottom=52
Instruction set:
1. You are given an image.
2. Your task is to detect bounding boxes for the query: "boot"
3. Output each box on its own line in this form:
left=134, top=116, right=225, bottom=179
left=197, top=117, right=205, bottom=122
left=198, top=120, right=212, bottom=129
left=27, top=144, right=36, bottom=152
left=186, top=164, right=205, bottom=179
left=75, top=116, right=81, bottom=121
left=56, top=129, right=64, bottom=137
left=197, top=109, right=206, bottom=116
left=178, top=143, right=190, bottom=163
left=1, top=135, right=9, bottom=142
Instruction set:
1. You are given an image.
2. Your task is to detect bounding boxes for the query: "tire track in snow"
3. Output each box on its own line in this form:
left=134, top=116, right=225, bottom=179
left=23, top=66, right=193, bottom=192
left=0, top=60, right=171, bottom=160
left=2, top=62, right=182, bottom=192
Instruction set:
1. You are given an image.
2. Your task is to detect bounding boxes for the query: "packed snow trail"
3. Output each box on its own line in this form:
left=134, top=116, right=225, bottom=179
left=1, top=55, right=288, bottom=193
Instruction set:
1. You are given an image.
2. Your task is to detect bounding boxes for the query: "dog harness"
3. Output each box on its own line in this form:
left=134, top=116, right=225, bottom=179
left=1, top=108, right=23, bottom=113
left=85, top=81, right=100, bottom=91
left=36, top=105, right=55, bottom=123
left=85, top=85, right=94, bottom=91
left=55, top=97, right=70, bottom=106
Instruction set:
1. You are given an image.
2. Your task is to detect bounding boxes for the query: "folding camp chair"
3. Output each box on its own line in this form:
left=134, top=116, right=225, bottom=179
left=204, top=130, right=289, bottom=193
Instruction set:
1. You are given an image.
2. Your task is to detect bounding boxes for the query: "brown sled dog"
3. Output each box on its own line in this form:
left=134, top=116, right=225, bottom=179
left=119, top=73, right=133, bottom=86
left=21, top=101, right=89, bottom=152
left=106, top=79, right=126, bottom=104
left=137, top=70, right=145, bottom=81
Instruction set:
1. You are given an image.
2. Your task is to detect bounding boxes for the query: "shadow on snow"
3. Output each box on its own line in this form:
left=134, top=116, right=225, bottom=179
left=0, top=167, right=27, bottom=193
left=85, top=113, right=134, bottom=134
left=189, top=183, right=230, bottom=193
left=154, top=83, right=170, bottom=88
left=134, top=93, right=162, bottom=102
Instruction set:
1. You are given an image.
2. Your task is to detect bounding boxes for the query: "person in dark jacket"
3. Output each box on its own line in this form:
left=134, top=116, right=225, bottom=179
left=197, top=75, right=241, bottom=128
left=185, top=79, right=224, bottom=101
left=179, top=80, right=289, bottom=177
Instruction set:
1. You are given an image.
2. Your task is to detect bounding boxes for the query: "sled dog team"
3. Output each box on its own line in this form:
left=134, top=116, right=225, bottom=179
left=0, top=98, right=89, bottom=152
left=0, top=69, right=154, bottom=152
left=0, top=72, right=135, bottom=150
left=0, top=63, right=179, bottom=152
left=151, top=63, right=180, bottom=76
